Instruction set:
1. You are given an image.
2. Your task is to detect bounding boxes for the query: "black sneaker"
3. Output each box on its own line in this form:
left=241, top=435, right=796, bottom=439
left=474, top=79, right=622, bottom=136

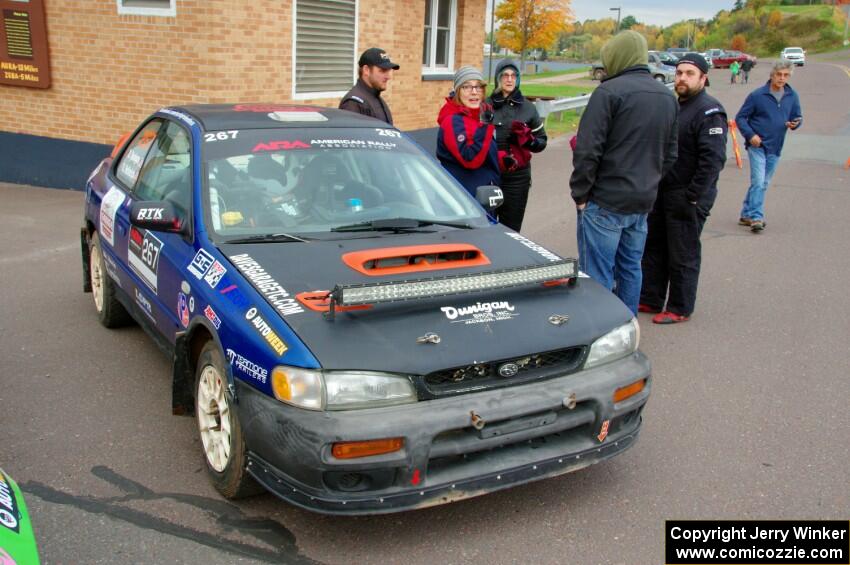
left=750, top=220, right=765, bottom=232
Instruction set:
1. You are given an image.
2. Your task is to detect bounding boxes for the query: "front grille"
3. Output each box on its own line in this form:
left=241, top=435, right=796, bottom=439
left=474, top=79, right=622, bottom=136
left=420, top=346, right=586, bottom=397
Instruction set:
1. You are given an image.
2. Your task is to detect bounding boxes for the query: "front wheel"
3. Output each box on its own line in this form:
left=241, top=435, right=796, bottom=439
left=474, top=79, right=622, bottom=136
left=89, top=231, right=132, bottom=328
left=195, top=342, right=262, bottom=499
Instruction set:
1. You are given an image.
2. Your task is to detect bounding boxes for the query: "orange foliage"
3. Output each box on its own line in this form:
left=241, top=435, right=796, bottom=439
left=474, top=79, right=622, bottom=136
left=495, top=0, right=574, bottom=54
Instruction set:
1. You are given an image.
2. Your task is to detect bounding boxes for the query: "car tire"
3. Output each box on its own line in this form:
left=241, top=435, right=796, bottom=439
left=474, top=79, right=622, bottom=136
left=654, top=75, right=665, bottom=82
left=195, top=341, right=263, bottom=499
left=593, top=69, right=605, bottom=81
left=89, top=231, right=132, bottom=328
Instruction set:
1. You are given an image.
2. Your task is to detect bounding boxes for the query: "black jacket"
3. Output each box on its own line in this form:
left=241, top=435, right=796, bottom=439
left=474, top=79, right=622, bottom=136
left=487, top=88, right=547, bottom=159
left=339, top=79, right=393, bottom=125
left=660, top=88, right=727, bottom=205
left=570, top=66, right=678, bottom=214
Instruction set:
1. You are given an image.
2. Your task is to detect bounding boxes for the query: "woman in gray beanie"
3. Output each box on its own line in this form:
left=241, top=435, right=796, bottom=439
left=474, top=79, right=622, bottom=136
left=486, top=59, right=548, bottom=232
left=435, top=66, right=501, bottom=196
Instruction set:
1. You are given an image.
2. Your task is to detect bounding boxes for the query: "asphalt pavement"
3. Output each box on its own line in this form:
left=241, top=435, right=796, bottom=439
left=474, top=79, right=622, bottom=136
left=1, top=52, right=849, bottom=564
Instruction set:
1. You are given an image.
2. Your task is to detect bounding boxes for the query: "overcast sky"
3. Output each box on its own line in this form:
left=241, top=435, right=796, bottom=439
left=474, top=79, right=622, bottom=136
left=486, top=0, right=736, bottom=30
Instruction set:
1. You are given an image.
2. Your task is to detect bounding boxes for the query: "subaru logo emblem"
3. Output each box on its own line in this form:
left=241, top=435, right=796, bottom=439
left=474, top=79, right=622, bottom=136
left=498, top=363, right=519, bottom=378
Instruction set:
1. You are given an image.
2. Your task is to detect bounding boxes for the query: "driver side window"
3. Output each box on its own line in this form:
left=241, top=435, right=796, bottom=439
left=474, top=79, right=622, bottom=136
left=135, top=121, right=192, bottom=214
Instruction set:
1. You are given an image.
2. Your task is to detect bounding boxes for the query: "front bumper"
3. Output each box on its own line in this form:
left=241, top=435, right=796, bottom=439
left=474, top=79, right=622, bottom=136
left=238, top=351, right=651, bottom=515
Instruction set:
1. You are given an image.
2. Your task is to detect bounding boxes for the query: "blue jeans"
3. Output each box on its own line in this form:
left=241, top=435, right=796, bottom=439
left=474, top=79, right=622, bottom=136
left=577, top=201, right=648, bottom=315
left=741, top=147, right=780, bottom=221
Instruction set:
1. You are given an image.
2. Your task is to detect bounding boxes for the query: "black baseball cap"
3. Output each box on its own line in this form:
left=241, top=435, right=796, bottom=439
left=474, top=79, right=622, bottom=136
left=677, top=53, right=710, bottom=86
left=358, top=47, right=400, bottom=70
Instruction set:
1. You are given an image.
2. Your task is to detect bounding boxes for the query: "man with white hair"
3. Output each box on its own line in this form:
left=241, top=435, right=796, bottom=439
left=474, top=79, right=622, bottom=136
left=735, top=61, right=803, bottom=233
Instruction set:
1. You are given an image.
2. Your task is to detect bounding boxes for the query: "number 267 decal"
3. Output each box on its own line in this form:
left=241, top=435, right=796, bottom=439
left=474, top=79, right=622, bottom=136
left=205, top=131, right=239, bottom=142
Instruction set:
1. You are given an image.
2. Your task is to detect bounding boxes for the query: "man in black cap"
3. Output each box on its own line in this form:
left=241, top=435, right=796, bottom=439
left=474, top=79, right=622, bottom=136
left=640, top=53, right=728, bottom=324
left=339, top=47, right=399, bottom=125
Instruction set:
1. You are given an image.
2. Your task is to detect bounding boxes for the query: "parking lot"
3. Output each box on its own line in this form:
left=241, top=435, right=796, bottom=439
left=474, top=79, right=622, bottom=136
left=1, top=53, right=849, bottom=564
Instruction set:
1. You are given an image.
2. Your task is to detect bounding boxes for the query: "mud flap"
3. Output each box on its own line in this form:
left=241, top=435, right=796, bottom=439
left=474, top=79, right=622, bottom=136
left=81, top=227, right=92, bottom=293
left=172, top=332, right=194, bottom=416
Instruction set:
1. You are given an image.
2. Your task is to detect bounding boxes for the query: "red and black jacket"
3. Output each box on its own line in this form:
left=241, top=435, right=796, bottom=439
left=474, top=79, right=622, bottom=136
left=436, top=97, right=500, bottom=196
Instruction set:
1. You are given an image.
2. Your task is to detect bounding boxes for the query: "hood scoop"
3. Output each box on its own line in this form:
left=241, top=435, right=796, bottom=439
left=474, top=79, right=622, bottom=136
left=342, top=244, right=490, bottom=276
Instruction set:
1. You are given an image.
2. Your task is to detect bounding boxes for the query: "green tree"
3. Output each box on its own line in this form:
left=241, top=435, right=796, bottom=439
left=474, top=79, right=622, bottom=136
left=620, top=15, right=639, bottom=30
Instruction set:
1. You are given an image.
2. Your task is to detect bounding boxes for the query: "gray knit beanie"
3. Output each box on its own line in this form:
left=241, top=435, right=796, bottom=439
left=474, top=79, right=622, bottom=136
left=453, top=66, right=485, bottom=92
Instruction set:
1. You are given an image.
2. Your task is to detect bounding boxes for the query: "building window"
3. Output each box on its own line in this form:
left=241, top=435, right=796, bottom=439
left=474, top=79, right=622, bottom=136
left=293, top=0, right=357, bottom=99
left=422, top=0, right=456, bottom=73
left=116, top=0, right=176, bottom=17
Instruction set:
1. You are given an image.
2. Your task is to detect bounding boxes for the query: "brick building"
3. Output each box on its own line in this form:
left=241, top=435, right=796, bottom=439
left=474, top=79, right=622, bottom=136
left=0, top=0, right=487, bottom=188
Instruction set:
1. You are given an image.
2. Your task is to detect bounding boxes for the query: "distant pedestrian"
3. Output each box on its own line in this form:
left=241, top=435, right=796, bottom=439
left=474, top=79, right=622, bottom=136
left=436, top=66, right=501, bottom=196
left=740, top=58, right=754, bottom=84
left=570, top=31, right=679, bottom=315
left=486, top=59, right=548, bottom=232
left=735, top=61, right=803, bottom=232
left=730, top=60, right=740, bottom=84
left=641, top=54, right=727, bottom=324
left=339, top=47, right=399, bottom=125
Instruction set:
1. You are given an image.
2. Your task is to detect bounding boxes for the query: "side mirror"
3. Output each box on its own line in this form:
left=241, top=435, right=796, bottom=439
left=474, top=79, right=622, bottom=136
left=129, top=201, right=185, bottom=233
left=476, top=185, right=504, bottom=212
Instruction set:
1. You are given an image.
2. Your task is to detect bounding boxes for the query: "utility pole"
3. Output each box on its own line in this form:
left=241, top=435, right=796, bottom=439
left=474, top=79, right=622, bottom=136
left=610, top=7, right=621, bottom=32
left=488, top=0, right=496, bottom=81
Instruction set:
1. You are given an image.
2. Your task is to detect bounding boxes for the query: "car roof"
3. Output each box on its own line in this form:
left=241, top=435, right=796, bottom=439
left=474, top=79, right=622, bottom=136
left=163, top=104, right=391, bottom=132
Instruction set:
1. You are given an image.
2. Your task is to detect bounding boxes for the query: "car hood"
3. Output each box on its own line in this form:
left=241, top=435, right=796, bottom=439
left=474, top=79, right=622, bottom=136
left=218, top=226, right=632, bottom=374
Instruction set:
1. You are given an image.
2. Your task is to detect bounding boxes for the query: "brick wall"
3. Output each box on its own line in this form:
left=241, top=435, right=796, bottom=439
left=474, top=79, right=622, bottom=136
left=0, top=0, right=486, bottom=145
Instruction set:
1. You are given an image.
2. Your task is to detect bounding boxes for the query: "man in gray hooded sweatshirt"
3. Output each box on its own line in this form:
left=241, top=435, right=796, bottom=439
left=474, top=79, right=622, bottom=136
left=570, top=30, right=678, bottom=315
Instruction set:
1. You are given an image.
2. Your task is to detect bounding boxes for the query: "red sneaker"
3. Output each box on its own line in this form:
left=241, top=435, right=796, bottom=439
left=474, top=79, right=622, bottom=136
left=638, top=303, right=661, bottom=313
left=652, top=311, right=690, bottom=324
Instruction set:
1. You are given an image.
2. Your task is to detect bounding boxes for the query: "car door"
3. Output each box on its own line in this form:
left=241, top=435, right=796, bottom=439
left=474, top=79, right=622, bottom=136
left=128, top=119, right=197, bottom=341
left=103, top=119, right=164, bottom=300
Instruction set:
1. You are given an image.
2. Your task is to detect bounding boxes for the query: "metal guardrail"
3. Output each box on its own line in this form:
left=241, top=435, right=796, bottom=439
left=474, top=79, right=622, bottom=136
left=532, top=81, right=675, bottom=119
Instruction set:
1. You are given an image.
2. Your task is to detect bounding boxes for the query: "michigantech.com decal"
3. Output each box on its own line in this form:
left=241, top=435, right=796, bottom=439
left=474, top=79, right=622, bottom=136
left=665, top=520, right=849, bottom=564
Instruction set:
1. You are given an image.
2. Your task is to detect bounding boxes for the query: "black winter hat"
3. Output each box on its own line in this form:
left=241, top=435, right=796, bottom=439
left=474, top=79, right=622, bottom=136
left=677, top=53, right=710, bottom=86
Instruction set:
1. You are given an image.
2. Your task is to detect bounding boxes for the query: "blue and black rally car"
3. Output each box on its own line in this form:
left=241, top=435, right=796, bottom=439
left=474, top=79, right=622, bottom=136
left=80, top=104, right=651, bottom=514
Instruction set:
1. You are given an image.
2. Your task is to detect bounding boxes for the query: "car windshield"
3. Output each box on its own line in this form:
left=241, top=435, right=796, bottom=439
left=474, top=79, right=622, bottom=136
left=785, top=48, right=803, bottom=53
left=201, top=127, right=489, bottom=239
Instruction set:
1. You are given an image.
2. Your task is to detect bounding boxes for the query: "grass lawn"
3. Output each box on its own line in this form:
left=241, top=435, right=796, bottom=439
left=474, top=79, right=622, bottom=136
left=769, top=4, right=833, bottom=17
left=520, top=83, right=595, bottom=99
left=524, top=67, right=591, bottom=80
left=544, top=110, right=583, bottom=138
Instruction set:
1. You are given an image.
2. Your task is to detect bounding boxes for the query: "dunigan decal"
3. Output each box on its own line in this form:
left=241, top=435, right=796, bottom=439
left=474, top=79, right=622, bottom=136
left=178, top=292, right=190, bottom=328
left=203, top=260, right=227, bottom=288
left=504, top=232, right=562, bottom=262
left=226, top=348, right=268, bottom=384
left=245, top=307, right=287, bottom=356
left=0, top=470, right=20, bottom=533
left=204, top=305, right=222, bottom=329
left=441, top=301, right=519, bottom=325
left=128, top=226, right=163, bottom=293
left=187, top=249, right=215, bottom=279
left=229, top=254, right=303, bottom=316
left=99, top=186, right=125, bottom=247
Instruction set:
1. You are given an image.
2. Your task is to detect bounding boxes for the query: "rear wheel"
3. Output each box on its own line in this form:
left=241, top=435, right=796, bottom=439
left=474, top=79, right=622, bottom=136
left=89, top=231, right=132, bottom=328
left=654, top=74, right=665, bottom=82
left=593, top=68, right=605, bottom=81
left=195, top=341, right=262, bottom=499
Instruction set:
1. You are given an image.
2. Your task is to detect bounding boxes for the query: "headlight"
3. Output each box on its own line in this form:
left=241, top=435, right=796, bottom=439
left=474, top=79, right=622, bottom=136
left=584, top=318, right=640, bottom=369
left=271, top=367, right=416, bottom=410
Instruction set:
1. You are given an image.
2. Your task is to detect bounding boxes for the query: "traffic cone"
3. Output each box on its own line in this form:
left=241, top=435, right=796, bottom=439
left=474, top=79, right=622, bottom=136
left=845, top=157, right=850, bottom=170
left=728, top=119, right=743, bottom=169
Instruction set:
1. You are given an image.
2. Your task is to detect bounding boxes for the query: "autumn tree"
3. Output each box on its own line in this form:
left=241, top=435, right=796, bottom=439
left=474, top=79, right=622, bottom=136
left=767, top=10, right=782, bottom=28
left=731, top=33, right=748, bottom=51
left=495, top=0, right=574, bottom=67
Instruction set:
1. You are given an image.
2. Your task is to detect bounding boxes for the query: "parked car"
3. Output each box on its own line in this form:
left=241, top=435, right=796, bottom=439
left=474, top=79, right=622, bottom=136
left=780, top=46, right=805, bottom=66
left=709, top=50, right=757, bottom=69
left=666, top=47, right=689, bottom=58
left=648, top=50, right=678, bottom=69
left=591, top=60, right=675, bottom=83
left=81, top=104, right=651, bottom=514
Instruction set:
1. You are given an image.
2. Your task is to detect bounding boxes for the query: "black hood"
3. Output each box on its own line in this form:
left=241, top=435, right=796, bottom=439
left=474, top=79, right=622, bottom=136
left=219, top=226, right=632, bottom=374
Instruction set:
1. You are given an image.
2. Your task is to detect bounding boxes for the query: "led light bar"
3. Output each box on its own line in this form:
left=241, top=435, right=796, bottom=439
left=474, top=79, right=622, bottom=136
left=330, top=259, right=577, bottom=311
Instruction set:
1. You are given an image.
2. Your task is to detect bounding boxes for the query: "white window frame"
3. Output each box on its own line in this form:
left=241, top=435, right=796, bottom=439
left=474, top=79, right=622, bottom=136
left=292, top=0, right=359, bottom=101
left=116, top=0, right=176, bottom=17
left=422, top=0, right=457, bottom=75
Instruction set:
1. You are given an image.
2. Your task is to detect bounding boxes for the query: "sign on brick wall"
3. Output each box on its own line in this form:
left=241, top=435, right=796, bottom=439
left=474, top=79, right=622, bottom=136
left=0, top=0, right=50, bottom=88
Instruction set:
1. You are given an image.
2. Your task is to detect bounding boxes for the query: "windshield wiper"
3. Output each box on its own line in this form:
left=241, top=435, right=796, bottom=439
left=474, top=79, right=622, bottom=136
left=226, top=232, right=311, bottom=244
left=331, top=218, right=473, bottom=233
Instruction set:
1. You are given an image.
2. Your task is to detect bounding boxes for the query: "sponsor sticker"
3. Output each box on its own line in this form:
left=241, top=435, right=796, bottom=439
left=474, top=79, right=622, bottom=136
left=220, top=283, right=250, bottom=308
left=158, top=108, right=197, bottom=127
left=704, top=107, right=721, bottom=115
left=252, top=140, right=310, bottom=152
left=709, top=127, right=724, bottom=135
left=134, top=288, right=155, bottom=322
left=440, top=301, right=519, bottom=325
left=597, top=419, right=610, bottom=442
left=225, top=348, right=268, bottom=384
left=188, top=296, right=195, bottom=313
left=178, top=292, right=190, bottom=328
left=0, top=470, right=20, bottom=533
left=135, top=207, right=165, bottom=221
left=204, top=304, right=222, bottom=329
left=128, top=226, right=163, bottom=293
left=309, top=139, right=396, bottom=150
left=229, top=254, right=303, bottom=316
left=187, top=249, right=215, bottom=279
left=245, top=306, right=287, bottom=356
left=103, top=253, right=121, bottom=286
left=203, top=261, right=227, bottom=289
left=504, top=232, right=562, bottom=262
left=99, top=186, right=125, bottom=247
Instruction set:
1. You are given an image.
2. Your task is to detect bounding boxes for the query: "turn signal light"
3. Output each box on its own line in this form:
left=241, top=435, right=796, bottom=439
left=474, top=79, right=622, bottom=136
left=613, top=378, right=646, bottom=404
left=332, top=438, right=404, bottom=459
